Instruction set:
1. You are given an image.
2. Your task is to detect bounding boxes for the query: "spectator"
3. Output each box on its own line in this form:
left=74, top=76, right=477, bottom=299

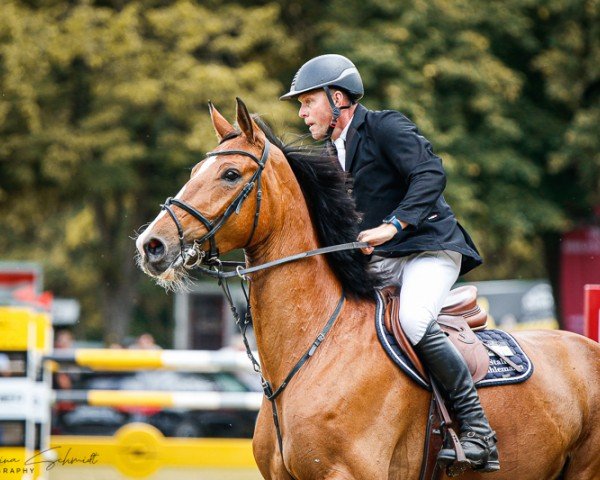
left=53, top=329, right=74, bottom=390
left=131, top=333, right=161, bottom=350
left=54, top=329, right=74, bottom=349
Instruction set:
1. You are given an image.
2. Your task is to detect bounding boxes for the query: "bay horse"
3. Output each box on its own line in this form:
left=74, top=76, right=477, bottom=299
left=136, top=98, right=600, bottom=480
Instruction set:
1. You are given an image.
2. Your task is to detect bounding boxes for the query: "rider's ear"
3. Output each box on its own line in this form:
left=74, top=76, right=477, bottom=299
left=236, top=97, right=256, bottom=144
left=209, top=101, right=236, bottom=141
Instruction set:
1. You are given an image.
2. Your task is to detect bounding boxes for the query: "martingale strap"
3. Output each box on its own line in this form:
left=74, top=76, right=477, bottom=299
left=261, top=292, right=346, bottom=457
left=218, top=274, right=346, bottom=463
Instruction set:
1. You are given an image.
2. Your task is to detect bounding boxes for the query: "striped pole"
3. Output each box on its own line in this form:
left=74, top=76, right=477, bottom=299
left=45, top=349, right=257, bottom=372
left=54, top=389, right=263, bottom=410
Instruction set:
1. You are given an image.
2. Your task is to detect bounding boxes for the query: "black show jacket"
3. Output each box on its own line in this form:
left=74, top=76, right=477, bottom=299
left=344, top=104, right=482, bottom=276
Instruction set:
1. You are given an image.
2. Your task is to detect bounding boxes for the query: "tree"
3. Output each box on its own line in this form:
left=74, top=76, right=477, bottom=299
left=1, top=0, right=597, bottom=338
left=315, top=0, right=599, bottom=322
left=0, top=0, right=298, bottom=343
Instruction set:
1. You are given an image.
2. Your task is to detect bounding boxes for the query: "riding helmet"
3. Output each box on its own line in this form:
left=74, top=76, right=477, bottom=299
left=280, top=54, right=364, bottom=102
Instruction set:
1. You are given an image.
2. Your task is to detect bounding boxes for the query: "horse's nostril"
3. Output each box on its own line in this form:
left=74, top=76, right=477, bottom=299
left=145, top=238, right=165, bottom=258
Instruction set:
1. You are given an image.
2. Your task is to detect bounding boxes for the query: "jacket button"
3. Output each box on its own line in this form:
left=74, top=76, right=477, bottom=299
left=347, top=188, right=353, bottom=195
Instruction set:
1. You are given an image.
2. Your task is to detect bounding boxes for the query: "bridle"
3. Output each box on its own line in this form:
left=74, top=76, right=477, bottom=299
left=160, top=137, right=270, bottom=267
left=158, top=133, right=367, bottom=276
left=155, top=133, right=368, bottom=469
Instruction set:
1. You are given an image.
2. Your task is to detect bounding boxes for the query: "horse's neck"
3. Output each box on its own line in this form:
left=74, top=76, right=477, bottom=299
left=247, top=218, right=343, bottom=388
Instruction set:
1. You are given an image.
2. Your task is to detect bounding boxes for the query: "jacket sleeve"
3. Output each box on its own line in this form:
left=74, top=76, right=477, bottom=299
left=377, top=111, right=446, bottom=228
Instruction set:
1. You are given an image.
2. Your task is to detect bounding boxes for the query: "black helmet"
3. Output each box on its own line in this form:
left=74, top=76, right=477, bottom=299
left=280, top=54, right=364, bottom=101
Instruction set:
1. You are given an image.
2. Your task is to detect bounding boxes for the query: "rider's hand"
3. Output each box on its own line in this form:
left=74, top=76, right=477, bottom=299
left=357, top=223, right=400, bottom=255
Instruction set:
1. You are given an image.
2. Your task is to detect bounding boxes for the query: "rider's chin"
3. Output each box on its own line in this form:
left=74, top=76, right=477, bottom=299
left=312, top=129, right=325, bottom=141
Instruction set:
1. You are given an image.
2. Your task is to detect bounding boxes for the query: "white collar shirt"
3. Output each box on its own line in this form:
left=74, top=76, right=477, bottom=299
left=333, top=120, right=352, bottom=171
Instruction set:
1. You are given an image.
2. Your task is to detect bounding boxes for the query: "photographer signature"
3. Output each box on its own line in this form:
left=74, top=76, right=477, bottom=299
left=25, top=447, right=99, bottom=470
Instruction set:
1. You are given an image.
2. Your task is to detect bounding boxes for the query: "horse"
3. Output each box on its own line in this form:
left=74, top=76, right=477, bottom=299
left=135, top=98, right=600, bottom=480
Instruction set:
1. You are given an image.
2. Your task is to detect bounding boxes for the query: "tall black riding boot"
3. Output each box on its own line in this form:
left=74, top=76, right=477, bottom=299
left=414, top=321, right=499, bottom=473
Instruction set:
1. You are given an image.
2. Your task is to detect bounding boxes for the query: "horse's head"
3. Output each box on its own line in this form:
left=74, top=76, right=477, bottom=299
left=135, top=98, right=277, bottom=289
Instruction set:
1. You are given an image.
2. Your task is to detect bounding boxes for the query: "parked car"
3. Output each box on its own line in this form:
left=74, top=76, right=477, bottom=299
left=52, top=370, right=259, bottom=438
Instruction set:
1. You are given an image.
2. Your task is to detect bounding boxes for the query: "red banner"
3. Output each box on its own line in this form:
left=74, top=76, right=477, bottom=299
left=560, top=227, right=600, bottom=334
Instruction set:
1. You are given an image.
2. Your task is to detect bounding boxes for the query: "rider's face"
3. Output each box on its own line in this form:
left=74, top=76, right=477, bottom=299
left=298, top=90, right=333, bottom=140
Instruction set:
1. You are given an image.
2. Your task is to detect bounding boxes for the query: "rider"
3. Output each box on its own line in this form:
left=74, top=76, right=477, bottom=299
left=280, top=54, right=499, bottom=473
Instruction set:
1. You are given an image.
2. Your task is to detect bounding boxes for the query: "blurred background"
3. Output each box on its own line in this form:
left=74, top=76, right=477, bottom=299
left=0, top=1, right=598, bottom=478
left=1, top=0, right=598, bottom=349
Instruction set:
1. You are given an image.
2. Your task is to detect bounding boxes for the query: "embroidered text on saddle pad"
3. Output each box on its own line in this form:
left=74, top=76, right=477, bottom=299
left=375, top=291, right=534, bottom=390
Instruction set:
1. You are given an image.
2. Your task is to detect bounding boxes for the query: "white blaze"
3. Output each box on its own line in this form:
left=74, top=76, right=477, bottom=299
left=137, top=155, right=217, bottom=254
left=194, top=156, right=218, bottom=177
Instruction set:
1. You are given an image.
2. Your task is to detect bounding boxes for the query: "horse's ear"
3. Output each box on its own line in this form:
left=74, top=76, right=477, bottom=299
left=236, top=97, right=257, bottom=144
left=209, top=101, right=235, bottom=141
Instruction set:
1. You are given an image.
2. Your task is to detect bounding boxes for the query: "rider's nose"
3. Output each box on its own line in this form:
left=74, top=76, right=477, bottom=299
left=144, top=237, right=166, bottom=262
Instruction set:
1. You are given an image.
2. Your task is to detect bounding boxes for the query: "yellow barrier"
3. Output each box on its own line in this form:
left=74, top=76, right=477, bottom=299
left=74, top=349, right=164, bottom=370
left=0, top=306, right=51, bottom=351
left=49, top=423, right=262, bottom=479
left=0, top=307, right=262, bottom=479
left=0, top=306, right=53, bottom=480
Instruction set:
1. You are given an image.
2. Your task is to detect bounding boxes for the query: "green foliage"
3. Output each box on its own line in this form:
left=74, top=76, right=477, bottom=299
left=315, top=0, right=598, bottom=282
left=0, top=0, right=297, bottom=341
left=1, top=0, right=598, bottom=338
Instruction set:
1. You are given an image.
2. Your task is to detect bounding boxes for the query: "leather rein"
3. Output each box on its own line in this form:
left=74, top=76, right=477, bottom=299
left=157, top=136, right=368, bottom=465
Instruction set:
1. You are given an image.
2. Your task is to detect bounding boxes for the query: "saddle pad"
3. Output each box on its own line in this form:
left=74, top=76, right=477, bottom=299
left=375, top=291, right=534, bottom=390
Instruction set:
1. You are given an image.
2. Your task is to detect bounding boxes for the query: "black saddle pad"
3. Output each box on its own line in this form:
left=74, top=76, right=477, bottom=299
left=375, top=290, right=534, bottom=390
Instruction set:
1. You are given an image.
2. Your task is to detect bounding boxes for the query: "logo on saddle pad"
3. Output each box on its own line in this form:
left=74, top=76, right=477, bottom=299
left=376, top=289, right=534, bottom=390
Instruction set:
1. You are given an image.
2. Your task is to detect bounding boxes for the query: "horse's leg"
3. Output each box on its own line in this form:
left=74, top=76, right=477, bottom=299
left=253, top=403, right=294, bottom=480
left=562, top=441, right=600, bottom=480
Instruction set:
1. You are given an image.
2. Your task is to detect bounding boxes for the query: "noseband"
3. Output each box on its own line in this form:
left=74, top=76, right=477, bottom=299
left=160, top=138, right=270, bottom=267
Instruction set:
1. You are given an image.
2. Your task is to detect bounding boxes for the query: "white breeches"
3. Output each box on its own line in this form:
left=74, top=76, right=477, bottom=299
left=370, top=250, right=462, bottom=345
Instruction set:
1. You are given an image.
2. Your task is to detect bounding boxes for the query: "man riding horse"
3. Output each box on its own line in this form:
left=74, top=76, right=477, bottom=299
left=280, top=54, right=498, bottom=473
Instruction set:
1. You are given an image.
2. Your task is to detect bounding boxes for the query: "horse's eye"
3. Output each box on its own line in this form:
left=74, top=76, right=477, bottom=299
left=222, top=169, right=241, bottom=182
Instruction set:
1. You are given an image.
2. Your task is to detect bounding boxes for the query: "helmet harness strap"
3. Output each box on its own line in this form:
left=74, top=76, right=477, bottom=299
left=323, top=85, right=352, bottom=138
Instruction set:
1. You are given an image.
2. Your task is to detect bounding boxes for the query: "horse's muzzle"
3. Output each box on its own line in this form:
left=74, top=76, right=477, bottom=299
left=140, top=236, right=176, bottom=275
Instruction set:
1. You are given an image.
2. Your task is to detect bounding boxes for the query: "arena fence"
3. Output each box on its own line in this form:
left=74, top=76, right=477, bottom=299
left=0, top=305, right=262, bottom=479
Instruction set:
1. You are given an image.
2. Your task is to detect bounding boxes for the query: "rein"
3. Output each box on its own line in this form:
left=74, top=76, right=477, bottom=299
left=210, top=242, right=361, bottom=464
left=197, top=241, right=369, bottom=279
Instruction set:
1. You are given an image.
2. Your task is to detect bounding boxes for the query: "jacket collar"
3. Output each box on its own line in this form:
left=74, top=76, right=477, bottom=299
left=344, top=104, right=367, bottom=172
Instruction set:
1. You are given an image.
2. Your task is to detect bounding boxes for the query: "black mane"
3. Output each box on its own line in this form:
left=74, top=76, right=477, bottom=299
left=255, top=118, right=380, bottom=299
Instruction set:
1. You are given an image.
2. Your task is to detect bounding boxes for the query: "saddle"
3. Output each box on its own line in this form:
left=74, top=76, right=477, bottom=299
left=381, top=285, right=490, bottom=479
left=381, top=285, right=490, bottom=383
